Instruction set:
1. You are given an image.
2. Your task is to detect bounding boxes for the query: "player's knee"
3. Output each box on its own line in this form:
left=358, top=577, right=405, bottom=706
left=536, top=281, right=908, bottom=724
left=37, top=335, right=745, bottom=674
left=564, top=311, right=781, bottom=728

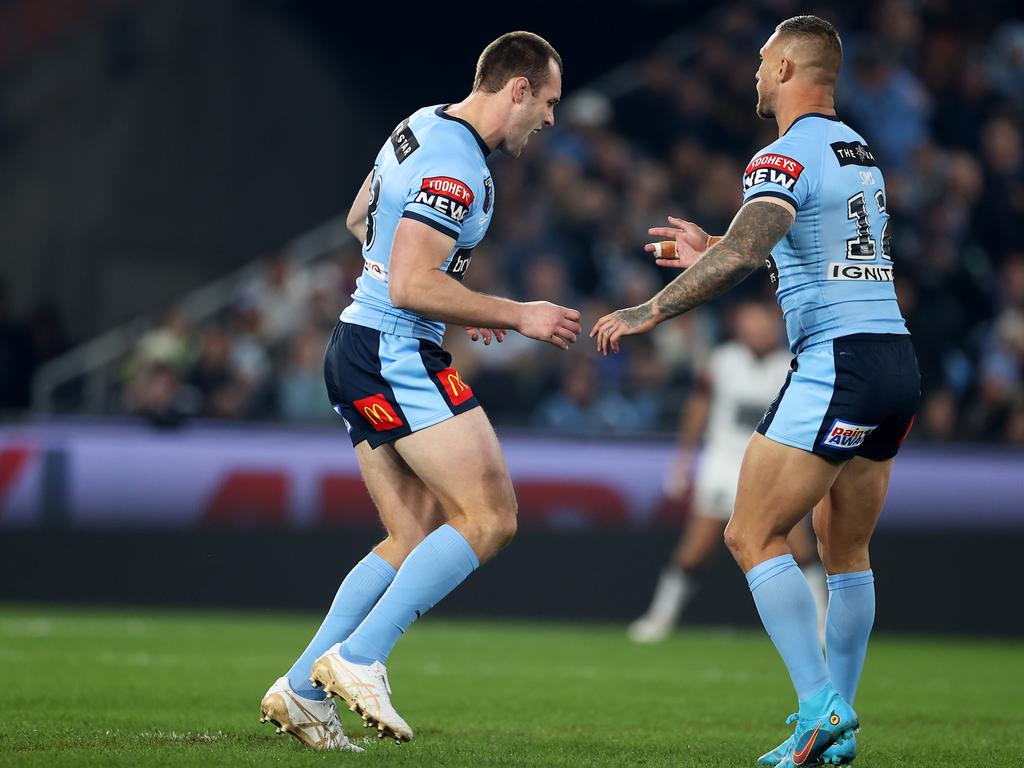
left=723, top=521, right=744, bottom=558
left=723, top=521, right=781, bottom=568
left=487, top=489, right=518, bottom=541
left=493, top=511, right=518, bottom=549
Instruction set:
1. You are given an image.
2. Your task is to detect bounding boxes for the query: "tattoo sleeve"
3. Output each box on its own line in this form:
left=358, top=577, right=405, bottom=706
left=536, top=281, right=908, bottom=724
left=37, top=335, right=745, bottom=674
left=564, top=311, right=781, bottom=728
left=647, top=201, right=794, bottom=322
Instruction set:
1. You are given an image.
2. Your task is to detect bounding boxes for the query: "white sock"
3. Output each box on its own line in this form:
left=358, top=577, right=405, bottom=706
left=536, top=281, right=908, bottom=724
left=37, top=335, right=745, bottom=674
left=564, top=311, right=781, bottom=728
left=645, top=567, right=694, bottom=625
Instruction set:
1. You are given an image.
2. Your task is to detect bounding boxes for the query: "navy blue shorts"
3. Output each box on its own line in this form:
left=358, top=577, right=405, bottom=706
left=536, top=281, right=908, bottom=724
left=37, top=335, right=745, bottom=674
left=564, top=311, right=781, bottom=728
left=756, top=333, right=920, bottom=462
left=324, top=322, right=480, bottom=449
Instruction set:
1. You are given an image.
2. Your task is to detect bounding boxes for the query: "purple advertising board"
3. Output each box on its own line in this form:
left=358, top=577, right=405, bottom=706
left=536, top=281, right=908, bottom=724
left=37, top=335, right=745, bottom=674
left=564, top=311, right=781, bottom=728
left=0, top=422, right=1020, bottom=531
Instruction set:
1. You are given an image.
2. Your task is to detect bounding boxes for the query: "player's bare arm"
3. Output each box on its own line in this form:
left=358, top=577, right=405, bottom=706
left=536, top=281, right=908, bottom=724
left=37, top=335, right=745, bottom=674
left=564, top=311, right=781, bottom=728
left=591, top=200, right=794, bottom=354
left=390, top=218, right=581, bottom=350
left=345, top=169, right=374, bottom=243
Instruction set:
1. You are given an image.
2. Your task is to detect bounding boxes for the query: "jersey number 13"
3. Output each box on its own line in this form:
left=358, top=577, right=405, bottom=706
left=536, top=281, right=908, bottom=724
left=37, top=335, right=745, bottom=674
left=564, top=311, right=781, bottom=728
left=846, top=189, right=891, bottom=262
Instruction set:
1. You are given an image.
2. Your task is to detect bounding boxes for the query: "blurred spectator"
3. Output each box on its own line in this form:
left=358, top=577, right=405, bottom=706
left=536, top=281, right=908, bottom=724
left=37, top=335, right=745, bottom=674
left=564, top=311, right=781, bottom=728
left=988, top=21, right=1024, bottom=106
left=240, top=253, right=313, bottom=349
left=278, top=326, right=332, bottom=421
left=531, top=355, right=639, bottom=435
left=840, top=44, right=931, bottom=171
left=918, top=388, right=958, bottom=442
left=185, top=325, right=249, bottom=419
left=977, top=116, right=1024, bottom=262
left=130, top=307, right=193, bottom=373
left=124, top=362, right=188, bottom=427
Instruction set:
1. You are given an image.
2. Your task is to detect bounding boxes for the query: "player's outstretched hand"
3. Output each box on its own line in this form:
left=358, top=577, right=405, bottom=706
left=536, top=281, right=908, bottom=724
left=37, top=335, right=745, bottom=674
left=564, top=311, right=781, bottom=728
left=645, top=215, right=710, bottom=269
left=518, top=302, right=581, bottom=351
left=465, top=327, right=507, bottom=345
left=590, top=305, right=659, bottom=355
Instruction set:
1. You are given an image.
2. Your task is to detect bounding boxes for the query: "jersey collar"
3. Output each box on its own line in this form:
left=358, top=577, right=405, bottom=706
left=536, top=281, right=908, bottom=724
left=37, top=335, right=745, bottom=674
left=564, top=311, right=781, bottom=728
left=436, top=105, right=492, bottom=158
left=784, top=112, right=840, bottom=135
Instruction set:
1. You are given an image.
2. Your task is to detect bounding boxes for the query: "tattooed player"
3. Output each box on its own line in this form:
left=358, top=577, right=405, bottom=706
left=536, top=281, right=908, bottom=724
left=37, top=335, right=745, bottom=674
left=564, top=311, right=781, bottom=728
left=592, top=16, right=918, bottom=767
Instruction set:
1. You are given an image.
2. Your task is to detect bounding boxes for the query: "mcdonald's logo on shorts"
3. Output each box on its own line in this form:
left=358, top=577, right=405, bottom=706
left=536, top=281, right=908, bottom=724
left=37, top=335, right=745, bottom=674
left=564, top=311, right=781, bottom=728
left=352, top=394, right=404, bottom=432
left=436, top=367, right=474, bottom=406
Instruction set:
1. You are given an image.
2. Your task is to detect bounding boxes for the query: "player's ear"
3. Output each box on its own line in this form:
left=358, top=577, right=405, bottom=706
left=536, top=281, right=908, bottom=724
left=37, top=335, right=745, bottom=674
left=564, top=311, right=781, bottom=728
left=778, top=56, right=795, bottom=83
left=511, top=76, right=530, bottom=104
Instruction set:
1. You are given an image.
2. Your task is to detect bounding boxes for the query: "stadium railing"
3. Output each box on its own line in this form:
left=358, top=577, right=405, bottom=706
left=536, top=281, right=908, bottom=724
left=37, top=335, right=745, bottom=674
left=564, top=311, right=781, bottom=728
left=30, top=214, right=350, bottom=414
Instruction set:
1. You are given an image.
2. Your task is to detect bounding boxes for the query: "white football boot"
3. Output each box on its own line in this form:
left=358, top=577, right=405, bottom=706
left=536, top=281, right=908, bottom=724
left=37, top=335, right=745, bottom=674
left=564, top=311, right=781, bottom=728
left=310, top=643, right=414, bottom=743
left=627, top=567, right=692, bottom=643
left=259, top=676, right=364, bottom=752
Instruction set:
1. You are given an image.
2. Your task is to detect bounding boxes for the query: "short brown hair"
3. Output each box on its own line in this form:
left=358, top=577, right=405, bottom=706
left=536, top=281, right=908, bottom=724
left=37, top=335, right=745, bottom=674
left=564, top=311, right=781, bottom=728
left=473, top=31, right=562, bottom=93
left=776, top=15, right=843, bottom=84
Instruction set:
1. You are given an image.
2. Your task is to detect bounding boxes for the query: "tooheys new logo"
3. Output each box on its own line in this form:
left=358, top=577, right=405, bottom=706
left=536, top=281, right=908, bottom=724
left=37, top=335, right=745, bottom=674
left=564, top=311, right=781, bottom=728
left=743, top=154, right=805, bottom=192
left=416, top=177, right=475, bottom=223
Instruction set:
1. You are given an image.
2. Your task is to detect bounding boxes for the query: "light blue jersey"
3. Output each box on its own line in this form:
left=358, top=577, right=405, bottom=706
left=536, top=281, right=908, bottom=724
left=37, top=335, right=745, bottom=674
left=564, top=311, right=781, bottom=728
left=741, top=113, right=908, bottom=352
left=341, top=105, right=495, bottom=345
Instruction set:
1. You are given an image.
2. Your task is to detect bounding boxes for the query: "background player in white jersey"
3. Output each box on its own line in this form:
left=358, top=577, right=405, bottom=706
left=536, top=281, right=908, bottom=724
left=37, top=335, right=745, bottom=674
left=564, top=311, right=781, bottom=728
left=628, top=300, right=827, bottom=644
left=259, top=32, right=580, bottom=750
left=593, top=16, right=919, bottom=767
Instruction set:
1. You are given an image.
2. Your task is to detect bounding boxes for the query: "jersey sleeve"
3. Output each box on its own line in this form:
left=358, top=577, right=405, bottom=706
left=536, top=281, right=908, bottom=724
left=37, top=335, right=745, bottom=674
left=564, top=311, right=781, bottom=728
left=741, top=135, right=816, bottom=210
left=400, top=154, right=479, bottom=241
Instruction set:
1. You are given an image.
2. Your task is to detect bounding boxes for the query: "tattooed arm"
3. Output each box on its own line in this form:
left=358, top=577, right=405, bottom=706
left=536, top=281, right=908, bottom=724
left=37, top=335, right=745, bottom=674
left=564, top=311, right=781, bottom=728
left=591, top=199, right=795, bottom=354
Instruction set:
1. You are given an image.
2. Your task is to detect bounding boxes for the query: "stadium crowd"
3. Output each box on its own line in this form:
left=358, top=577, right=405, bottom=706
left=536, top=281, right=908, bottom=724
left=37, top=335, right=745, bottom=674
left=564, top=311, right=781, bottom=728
left=79, top=3, right=1024, bottom=442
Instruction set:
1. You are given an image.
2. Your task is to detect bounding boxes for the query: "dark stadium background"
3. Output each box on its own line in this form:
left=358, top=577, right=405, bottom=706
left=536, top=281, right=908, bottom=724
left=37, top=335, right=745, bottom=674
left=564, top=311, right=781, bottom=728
left=1, top=0, right=1023, bottom=638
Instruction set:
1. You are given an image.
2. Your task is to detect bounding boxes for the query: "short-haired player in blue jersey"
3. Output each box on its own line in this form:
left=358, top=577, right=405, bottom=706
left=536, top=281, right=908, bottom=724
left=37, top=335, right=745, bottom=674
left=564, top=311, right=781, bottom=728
left=259, top=32, right=580, bottom=750
left=593, top=16, right=918, bottom=768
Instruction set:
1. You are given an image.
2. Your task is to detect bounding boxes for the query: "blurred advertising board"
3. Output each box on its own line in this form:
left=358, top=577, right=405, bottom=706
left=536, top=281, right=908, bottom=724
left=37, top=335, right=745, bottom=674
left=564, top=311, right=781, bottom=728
left=1, top=422, right=1021, bottom=531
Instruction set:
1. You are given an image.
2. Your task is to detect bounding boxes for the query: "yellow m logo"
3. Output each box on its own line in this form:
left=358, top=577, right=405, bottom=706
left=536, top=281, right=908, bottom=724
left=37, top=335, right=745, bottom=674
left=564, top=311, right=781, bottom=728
left=362, top=403, right=395, bottom=425
left=446, top=371, right=469, bottom=395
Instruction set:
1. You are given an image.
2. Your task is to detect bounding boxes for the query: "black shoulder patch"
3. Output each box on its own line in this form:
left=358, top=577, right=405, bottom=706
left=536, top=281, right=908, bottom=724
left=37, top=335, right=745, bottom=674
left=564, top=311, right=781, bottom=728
left=446, top=247, right=474, bottom=282
left=765, top=254, right=779, bottom=285
left=830, top=141, right=876, bottom=167
left=391, top=119, right=420, bottom=164
left=483, top=177, right=493, bottom=214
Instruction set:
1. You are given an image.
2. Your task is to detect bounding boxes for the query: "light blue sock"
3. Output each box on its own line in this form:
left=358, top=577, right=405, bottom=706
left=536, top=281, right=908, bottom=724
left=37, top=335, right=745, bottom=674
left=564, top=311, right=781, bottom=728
left=341, top=524, right=479, bottom=665
left=286, top=552, right=397, bottom=700
left=746, top=554, right=830, bottom=702
left=825, top=569, right=875, bottom=704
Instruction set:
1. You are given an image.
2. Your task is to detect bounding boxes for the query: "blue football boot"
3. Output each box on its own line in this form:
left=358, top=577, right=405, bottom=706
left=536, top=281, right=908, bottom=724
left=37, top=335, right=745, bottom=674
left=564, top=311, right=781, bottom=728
left=772, top=684, right=858, bottom=767
left=820, top=731, right=857, bottom=765
left=757, top=713, right=797, bottom=765
left=759, top=714, right=858, bottom=765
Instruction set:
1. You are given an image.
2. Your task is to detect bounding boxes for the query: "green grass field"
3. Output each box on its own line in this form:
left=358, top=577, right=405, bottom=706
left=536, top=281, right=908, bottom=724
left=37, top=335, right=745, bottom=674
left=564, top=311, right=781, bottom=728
left=1, top=605, right=1021, bottom=767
